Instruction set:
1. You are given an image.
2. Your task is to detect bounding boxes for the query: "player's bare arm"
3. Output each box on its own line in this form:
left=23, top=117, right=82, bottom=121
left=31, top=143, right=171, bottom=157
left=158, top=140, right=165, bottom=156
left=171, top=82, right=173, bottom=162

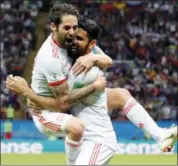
left=6, top=74, right=106, bottom=112
left=6, top=75, right=61, bottom=111
left=93, top=45, right=113, bottom=68
left=73, top=46, right=113, bottom=75
left=50, top=75, right=105, bottom=111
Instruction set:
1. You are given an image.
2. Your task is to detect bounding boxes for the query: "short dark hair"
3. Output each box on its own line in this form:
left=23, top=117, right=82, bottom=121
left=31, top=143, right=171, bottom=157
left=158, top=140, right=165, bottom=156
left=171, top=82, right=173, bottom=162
left=78, top=17, right=101, bottom=41
left=49, top=3, right=79, bottom=26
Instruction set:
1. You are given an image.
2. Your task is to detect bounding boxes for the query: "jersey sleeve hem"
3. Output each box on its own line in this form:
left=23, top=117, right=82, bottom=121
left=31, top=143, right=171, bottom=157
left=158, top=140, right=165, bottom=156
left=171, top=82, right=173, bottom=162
left=48, top=78, right=66, bottom=86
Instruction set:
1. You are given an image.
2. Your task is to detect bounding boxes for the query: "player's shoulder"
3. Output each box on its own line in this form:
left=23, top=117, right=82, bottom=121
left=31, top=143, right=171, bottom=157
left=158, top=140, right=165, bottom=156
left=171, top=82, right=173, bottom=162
left=36, top=36, right=52, bottom=58
left=37, top=36, right=63, bottom=62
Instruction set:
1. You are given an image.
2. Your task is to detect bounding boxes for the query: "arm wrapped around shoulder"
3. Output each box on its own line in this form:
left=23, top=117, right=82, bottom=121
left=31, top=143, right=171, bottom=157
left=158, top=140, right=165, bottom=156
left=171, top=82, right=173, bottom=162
left=73, top=66, right=103, bottom=89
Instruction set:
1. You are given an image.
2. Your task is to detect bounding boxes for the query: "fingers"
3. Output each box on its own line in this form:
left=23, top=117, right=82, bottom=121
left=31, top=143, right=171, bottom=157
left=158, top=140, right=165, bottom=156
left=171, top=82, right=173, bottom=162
left=6, top=75, right=23, bottom=93
left=30, top=109, right=41, bottom=114
left=6, top=76, right=17, bottom=85
left=96, top=75, right=106, bottom=83
left=29, top=103, right=42, bottom=111
left=73, top=62, right=82, bottom=72
left=27, top=98, right=42, bottom=111
left=6, top=84, right=15, bottom=91
left=73, top=61, right=80, bottom=71
left=97, top=75, right=105, bottom=80
left=98, top=71, right=104, bottom=77
left=6, top=75, right=14, bottom=83
left=6, top=77, right=15, bottom=88
left=73, top=65, right=86, bottom=76
left=14, top=76, right=22, bottom=81
left=6, top=83, right=18, bottom=92
left=73, top=57, right=83, bottom=71
left=99, top=76, right=107, bottom=86
left=29, top=101, right=43, bottom=111
left=83, top=67, right=90, bottom=75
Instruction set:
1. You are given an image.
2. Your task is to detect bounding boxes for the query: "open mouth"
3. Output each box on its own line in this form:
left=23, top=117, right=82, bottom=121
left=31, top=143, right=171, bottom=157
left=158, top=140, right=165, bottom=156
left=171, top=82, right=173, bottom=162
left=70, top=43, right=78, bottom=51
left=66, top=38, right=73, bottom=44
left=71, top=46, right=77, bottom=51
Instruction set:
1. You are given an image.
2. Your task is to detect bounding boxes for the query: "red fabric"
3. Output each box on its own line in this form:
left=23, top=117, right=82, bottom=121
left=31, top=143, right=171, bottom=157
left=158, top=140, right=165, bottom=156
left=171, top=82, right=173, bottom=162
left=5, top=132, right=12, bottom=139
left=100, top=4, right=114, bottom=11
left=48, top=78, right=66, bottom=86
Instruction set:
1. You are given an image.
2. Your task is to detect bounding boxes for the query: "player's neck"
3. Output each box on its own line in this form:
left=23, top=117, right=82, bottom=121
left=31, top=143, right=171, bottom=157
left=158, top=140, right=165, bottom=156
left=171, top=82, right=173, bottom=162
left=52, top=33, right=64, bottom=49
left=85, top=50, right=93, bottom=55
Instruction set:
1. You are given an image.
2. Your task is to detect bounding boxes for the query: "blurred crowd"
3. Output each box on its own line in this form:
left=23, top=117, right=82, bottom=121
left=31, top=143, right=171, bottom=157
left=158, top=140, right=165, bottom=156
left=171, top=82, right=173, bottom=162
left=1, top=0, right=177, bottom=122
left=0, top=0, right=43, bottom=120
left=80, top=0, right=178, bottom=121
left=53, top=0, right=178, bottom=121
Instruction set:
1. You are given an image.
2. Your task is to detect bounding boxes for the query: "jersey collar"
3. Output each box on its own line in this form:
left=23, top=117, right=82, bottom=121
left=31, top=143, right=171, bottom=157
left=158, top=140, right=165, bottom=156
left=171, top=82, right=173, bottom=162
left=51, top=33, right=65, bottom=49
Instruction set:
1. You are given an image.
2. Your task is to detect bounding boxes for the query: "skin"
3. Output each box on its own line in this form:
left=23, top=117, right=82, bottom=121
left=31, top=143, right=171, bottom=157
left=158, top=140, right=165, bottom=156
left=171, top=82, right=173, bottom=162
left=69, top=28, right=132, bottom=112
left=49, top=15, right=110, bottom=111
left=51, top=15, right=78, bottom=48
left=69, top=29, right=175, bottom=153
left=7, top=28, right=131, bottom=113
left=6, top=15, right=107, bottom=142
left=6, top=27, right=174, bottom=152
left=42, top=15, right=107, bottom=111
left=72, top=29, right=113, bottom=75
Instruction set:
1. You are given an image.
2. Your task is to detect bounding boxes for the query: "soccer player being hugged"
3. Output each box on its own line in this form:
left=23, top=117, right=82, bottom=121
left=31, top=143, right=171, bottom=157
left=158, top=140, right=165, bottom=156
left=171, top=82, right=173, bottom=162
left=6, top=17, right=177, bottom=165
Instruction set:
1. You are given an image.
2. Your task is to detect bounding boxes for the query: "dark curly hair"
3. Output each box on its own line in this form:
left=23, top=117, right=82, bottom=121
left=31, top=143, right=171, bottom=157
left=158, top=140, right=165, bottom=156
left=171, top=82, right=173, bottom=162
left=78, top=17, right=101, bottom=41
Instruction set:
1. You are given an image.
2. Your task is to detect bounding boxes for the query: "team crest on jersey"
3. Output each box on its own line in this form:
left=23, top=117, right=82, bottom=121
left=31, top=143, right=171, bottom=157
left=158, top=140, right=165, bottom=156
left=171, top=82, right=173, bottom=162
left=53, top=73, right=57, bottom=79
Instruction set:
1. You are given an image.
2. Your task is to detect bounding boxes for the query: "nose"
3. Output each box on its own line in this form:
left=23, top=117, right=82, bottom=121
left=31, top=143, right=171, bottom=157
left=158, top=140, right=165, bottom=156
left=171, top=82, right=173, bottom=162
left=72, top=41, right=77, bottom=48
left=69, top=28, right=75, bottom=36
left=73, top=38, right=78, bottom=45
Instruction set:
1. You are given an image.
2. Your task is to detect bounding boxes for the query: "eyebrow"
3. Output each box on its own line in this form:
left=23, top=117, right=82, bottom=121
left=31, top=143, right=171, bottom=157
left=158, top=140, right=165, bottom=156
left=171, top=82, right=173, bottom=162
left=63, top=25, right=78, bottom=28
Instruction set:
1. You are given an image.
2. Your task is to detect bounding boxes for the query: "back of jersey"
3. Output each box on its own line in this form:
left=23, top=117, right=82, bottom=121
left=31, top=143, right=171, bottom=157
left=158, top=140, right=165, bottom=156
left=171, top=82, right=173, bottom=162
left=69, top=67, right=117, bottom=151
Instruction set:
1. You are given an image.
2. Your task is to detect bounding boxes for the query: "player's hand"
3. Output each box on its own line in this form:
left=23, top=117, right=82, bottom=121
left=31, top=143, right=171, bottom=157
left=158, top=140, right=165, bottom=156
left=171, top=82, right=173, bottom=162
left=93, top=74, right=107, bottom=92
left=27, top=98, right=43, bottom=111
left=73, top=55, right=94, bottom=76
left=6, top=75, right=29, bottom=94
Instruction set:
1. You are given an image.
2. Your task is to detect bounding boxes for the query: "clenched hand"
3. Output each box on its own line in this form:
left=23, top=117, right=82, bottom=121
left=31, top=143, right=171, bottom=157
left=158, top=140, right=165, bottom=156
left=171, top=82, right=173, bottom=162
left=6, top=75, right=29, bottom=95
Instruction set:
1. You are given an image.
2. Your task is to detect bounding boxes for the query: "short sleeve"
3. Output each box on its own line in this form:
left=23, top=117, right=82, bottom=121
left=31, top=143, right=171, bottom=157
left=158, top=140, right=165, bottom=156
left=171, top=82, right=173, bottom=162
left=93, top=46, right=98, bottom=55
left=93, top=45, right=102, bottom=55
left=42, top=59, right=66, bottom=87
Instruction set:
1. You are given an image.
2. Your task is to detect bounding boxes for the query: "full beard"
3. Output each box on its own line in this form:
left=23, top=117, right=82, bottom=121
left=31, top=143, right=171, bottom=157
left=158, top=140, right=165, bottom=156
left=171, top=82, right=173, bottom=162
left=68, top=44, right=90, bottom=64
left=67, top=47, right=81, bottom=65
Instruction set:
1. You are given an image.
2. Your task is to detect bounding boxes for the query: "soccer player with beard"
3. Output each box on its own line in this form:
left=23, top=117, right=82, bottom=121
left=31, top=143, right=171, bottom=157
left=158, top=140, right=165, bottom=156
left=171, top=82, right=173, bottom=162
left=6, top=17, right=177, bottom=164
left=70, top=18, right=177, bottom=154
left=6, top=3, right=111, bottom=165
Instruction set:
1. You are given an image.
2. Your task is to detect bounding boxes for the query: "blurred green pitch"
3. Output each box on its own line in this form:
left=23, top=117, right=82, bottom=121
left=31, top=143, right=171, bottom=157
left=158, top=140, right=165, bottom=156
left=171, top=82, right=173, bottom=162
left=1, top=153, right=177, bottom=165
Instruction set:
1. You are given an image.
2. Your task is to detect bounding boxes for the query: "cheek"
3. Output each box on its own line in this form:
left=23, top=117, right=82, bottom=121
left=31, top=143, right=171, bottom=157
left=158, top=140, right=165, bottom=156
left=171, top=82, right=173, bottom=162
left=83, top=43, right=88, bottom=49
left=60, top=33, right=66, bottom=40
left=64, top=32, right=69, bottom=38
left=59, top=28, right=67, bottom=37
left=78, top=43, right=83, bottom=49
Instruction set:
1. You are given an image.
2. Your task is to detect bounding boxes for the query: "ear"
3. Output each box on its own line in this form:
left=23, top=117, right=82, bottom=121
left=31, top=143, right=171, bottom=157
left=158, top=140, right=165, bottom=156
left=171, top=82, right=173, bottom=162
left=89, top=40, right=97, bottom=50
left=50, top=22, right=57, bottom=32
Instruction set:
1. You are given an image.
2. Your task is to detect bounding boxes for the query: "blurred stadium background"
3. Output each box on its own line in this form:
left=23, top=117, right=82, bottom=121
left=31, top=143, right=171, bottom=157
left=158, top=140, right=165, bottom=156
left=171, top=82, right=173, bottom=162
left=1, top=0, right=178, bottom=165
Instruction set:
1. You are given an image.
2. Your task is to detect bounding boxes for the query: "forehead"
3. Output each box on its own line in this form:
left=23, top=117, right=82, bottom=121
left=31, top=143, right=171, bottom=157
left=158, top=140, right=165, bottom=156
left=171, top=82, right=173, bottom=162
left=75, top=29, right=88, bottom=38
left=61, top=15, right=78, bottom=26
